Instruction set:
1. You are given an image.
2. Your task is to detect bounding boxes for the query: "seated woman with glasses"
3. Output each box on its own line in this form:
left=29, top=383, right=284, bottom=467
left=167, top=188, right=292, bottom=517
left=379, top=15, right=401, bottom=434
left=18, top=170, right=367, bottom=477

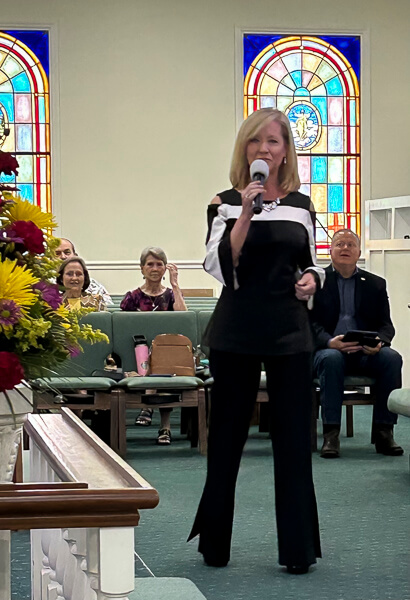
left=57, top=256, right=106, bottom=312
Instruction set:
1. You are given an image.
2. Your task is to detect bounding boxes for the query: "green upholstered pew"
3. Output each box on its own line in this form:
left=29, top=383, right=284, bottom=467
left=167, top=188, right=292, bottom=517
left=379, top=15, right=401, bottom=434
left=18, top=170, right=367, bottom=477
left=111, top=311, right=207, bottom=456
left=31, top=311, right=121, bottom=451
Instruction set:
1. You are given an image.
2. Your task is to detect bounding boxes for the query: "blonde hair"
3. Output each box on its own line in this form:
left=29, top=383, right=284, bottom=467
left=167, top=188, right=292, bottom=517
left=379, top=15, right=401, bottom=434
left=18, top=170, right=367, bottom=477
left=229, top=108, right=300, bottom=193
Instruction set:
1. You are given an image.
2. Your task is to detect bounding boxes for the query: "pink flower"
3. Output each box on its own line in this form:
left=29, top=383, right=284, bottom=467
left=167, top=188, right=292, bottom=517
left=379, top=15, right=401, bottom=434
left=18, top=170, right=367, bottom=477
left=67, top=345, right=81, bottom=358
left=5, top=220, right=44, bottom=254
left=0, top=352, right=25, bottom=392
left=0, top=299, right=22, bottom=327
left=34, top=281, right=62, bottom=310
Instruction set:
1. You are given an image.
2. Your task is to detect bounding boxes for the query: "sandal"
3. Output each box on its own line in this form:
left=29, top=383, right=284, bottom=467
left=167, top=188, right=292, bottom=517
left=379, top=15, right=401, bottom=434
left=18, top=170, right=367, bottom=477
left=156, top=428, right=172, bottom=445
left=135, top=408, right=153, bottom=426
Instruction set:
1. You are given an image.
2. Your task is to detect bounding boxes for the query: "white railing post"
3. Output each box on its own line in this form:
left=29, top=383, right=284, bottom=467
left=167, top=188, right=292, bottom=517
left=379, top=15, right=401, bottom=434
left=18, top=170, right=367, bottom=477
left=98, top=528, right=135, bottom=600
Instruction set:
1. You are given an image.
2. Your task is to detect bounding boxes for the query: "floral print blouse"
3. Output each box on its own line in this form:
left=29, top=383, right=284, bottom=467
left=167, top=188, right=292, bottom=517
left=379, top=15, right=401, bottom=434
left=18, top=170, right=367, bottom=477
left=120, top=287, right=175, bottom=312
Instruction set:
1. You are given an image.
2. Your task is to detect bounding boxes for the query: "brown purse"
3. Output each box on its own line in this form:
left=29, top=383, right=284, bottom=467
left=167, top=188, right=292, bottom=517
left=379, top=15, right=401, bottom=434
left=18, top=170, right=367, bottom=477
left=149, top=334, right=195, bottom=376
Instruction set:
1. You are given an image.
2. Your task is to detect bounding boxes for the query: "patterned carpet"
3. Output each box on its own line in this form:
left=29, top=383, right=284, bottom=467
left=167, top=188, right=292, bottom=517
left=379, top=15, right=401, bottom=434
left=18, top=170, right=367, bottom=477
left=12, top=405, right=410, bottom=599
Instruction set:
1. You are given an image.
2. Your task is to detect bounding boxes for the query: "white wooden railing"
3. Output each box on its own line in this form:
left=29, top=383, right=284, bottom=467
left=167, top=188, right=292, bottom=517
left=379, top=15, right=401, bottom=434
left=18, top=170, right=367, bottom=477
left=2, top=408, right=159, bottom=600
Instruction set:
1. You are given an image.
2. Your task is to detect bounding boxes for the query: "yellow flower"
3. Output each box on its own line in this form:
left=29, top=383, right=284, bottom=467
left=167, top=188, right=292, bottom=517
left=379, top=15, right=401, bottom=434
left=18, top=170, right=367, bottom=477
left=5, top=196, right=56, bottom=231
left=55, top=304, right=70, bottom=320
left=0, top=258, right=39, bottom=310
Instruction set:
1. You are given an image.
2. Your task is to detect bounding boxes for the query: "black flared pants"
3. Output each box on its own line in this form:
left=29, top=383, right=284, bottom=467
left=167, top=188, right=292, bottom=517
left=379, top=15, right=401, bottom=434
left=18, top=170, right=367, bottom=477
left=188, top=349, right=321, bottom=566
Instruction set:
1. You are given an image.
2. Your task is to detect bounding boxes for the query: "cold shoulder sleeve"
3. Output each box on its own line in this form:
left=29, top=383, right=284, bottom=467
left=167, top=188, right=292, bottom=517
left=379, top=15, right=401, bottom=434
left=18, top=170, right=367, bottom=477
left=204, top=203, right=238, bottom=289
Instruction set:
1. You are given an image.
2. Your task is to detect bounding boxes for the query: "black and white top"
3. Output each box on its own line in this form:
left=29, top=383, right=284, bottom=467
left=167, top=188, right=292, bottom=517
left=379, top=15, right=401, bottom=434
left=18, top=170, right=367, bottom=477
left=204, top=188, right=325, bottom=356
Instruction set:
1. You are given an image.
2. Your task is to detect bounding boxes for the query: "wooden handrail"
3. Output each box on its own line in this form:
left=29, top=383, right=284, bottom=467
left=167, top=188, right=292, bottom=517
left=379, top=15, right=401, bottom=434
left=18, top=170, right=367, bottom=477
left=0, top=482, right=88, bottom=491
left=0, top=487, right=157, bottom=530
left=25, top=408, right=158, bottom=491
left=15, top=409, right=160, bottom=530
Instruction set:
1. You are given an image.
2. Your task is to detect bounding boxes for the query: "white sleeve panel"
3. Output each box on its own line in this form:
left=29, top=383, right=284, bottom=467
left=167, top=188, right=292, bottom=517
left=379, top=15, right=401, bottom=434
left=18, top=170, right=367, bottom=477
left=203, top=205, right=228, bottom=286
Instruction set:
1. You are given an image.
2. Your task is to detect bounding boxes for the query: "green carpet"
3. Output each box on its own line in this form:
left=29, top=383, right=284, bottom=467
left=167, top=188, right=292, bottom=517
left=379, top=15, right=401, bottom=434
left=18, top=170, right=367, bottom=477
left=128, top=407, right=410, bottom=600
left=11, top=406, right=410, bottom=599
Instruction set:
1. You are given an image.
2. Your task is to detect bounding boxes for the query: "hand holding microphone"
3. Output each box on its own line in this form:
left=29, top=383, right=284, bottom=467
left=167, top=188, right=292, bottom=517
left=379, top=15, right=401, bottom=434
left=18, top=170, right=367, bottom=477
left=249, top=159, right=269, bottom=214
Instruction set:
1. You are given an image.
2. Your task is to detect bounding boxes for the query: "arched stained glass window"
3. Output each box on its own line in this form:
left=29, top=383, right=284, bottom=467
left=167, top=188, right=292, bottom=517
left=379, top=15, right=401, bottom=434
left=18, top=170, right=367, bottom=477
left=243, top=34, right=360, bottom=255
left=0, top=30, right=51, bottom=211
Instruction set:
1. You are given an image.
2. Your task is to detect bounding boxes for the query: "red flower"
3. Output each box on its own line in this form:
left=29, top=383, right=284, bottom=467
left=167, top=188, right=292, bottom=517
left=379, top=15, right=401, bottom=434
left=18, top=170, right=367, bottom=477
left=6, top=220, right=44, bottom=254
left=0, top=352, right=25, bottom=392
left=0, top=151, right=19, bottom=177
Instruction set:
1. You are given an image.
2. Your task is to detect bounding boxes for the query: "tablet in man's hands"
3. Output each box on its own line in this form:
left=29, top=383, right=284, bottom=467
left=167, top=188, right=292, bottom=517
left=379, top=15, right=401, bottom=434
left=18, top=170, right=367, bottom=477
left=342, top=330, right=380, bottom=348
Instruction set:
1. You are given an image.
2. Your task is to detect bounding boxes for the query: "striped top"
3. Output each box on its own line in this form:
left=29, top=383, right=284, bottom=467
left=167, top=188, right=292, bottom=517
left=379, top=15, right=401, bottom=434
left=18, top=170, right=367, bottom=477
left=203, top=188, right=325, bottom=355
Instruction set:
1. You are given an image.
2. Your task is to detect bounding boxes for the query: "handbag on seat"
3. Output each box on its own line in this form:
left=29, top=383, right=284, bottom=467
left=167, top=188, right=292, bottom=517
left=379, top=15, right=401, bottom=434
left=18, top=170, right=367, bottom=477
left=150, top=334, right=196, bottom=376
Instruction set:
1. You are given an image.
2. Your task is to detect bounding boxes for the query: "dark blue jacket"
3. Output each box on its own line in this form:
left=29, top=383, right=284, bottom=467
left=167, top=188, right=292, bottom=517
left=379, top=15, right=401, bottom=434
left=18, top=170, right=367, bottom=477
left=310, top=265, right=395, bottom=350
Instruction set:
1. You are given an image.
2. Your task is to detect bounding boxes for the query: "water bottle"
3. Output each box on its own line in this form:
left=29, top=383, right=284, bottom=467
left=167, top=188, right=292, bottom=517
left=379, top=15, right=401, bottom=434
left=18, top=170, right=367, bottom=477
left=133, top=335, right=149, bottom=376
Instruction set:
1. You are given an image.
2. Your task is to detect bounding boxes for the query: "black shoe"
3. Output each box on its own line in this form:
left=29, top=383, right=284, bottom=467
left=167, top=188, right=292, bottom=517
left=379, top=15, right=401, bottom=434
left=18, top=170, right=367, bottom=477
left=320, top=429, right=340, bottom=458
left=286, top=565, right=310, bottom=574
left=203, top=555, right=229, bottom=568
left=374, top=426, right=404, bottom=456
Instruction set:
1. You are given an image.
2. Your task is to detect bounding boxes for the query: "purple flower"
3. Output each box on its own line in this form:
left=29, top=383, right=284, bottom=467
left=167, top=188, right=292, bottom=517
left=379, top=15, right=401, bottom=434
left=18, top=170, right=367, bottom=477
left=0, top=227, right=24, bottom=245
left=34, top=281, right=63, bottom=309
left=0, top=196, right=16, bottom=213
left=0, top=299, right=22, bottom=327
left=67, top=345, right=81, bottom=358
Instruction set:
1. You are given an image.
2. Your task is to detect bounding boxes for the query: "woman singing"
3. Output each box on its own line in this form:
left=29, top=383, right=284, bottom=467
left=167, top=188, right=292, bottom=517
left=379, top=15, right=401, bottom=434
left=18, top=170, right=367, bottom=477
left=188, top=108, right=324, bottom=574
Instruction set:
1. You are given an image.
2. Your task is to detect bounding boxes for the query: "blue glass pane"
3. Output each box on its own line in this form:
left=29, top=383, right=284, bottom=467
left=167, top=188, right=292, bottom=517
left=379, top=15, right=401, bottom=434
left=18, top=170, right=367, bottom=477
left=294, top=87, right=309, bottom=96
left=291, top=70, right=302, bottom=87
left=328, top=185, right=344, bottom=212
left=0, top=172, right=16, bottom=183
left=311, top=97, right=327, bottom=125
left=11, top=72, right=30, bottom=92
left=283, top=54, right=301, bottom=72
left=17, top=125, right=32, bottom=151
left=312, top=157, right=327, bottom=183
left=349, top=100, right=356, bottom=125
left=0, top=93, right=15, bottom=122
left=17, top=183, right=34, bottom=202
left=3, top=30, right=49, bottom=77
left=38, top=96, right=46, bottom=122
left=328, top=127, right=344, bottom=152
left=316, top=228, right=328, bottom=242
left=325, top=77, right=343, bottom=96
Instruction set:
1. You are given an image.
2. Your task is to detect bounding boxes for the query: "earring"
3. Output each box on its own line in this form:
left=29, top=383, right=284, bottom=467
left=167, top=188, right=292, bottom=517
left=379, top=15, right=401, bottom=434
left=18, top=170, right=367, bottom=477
left=142, top=276, right=145, bottom=279
left=163, top=277, right=165, bottom=280
left=283, top=156, right=287, bottom=165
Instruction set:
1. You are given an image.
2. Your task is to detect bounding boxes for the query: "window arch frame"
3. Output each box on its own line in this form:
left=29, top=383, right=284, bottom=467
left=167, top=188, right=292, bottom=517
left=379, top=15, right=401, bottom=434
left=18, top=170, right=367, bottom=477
left=235, top=29, right=370, bottom=256
left=0, top=27, right=58, bottom=216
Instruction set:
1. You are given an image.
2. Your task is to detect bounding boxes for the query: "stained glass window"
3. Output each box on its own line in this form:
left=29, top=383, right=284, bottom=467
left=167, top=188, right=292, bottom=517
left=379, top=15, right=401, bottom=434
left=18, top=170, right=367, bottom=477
left=243, top=34, right=360, bottom=255
left=0, top=30, right=51, bottom=211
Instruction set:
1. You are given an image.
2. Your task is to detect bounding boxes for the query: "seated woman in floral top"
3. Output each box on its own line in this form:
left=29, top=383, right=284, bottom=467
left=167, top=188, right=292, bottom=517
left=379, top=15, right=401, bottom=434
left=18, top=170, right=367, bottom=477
left=120, top=246, right=187, bottom=445
left=57, top=257, right=106, bottom=312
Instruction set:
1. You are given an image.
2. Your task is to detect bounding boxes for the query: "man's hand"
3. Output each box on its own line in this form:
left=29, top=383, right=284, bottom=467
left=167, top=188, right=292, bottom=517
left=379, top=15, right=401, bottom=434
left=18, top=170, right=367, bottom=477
left=362, top=341, right=382, bottom=355
left=328, top=334, right=362, bottom=353
left=295, top=272, right=316, bottom=301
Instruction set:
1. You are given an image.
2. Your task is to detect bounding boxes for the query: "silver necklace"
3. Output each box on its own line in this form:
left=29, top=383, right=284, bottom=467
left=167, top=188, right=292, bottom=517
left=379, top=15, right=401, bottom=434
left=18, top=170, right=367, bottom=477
left=263, top=198, right=280, bottom=212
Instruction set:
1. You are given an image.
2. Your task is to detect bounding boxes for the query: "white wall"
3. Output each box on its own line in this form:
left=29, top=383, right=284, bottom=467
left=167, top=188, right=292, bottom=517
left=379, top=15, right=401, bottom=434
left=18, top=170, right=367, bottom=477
left=1, top=0, right=410, bottom=295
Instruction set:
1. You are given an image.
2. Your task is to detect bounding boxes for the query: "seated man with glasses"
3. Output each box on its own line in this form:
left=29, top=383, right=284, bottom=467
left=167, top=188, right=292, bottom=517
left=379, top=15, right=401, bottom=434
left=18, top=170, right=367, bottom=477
left=310, top=228, right=403, bottom=458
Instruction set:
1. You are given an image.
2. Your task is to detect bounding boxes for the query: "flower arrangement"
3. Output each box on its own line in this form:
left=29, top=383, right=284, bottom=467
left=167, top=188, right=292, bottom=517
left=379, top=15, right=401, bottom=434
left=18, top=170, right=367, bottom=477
left=0, top=152, right=108, bottom=397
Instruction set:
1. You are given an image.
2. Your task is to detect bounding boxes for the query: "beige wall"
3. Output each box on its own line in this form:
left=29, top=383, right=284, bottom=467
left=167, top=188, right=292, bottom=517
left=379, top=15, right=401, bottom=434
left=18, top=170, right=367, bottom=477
left=2, top=0, right=410, bottom=294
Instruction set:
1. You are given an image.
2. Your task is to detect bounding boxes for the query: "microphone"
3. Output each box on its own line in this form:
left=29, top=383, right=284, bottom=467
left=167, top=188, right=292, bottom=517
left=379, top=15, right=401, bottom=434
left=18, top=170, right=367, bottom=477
left=250, top=159, right=269, bottom=214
